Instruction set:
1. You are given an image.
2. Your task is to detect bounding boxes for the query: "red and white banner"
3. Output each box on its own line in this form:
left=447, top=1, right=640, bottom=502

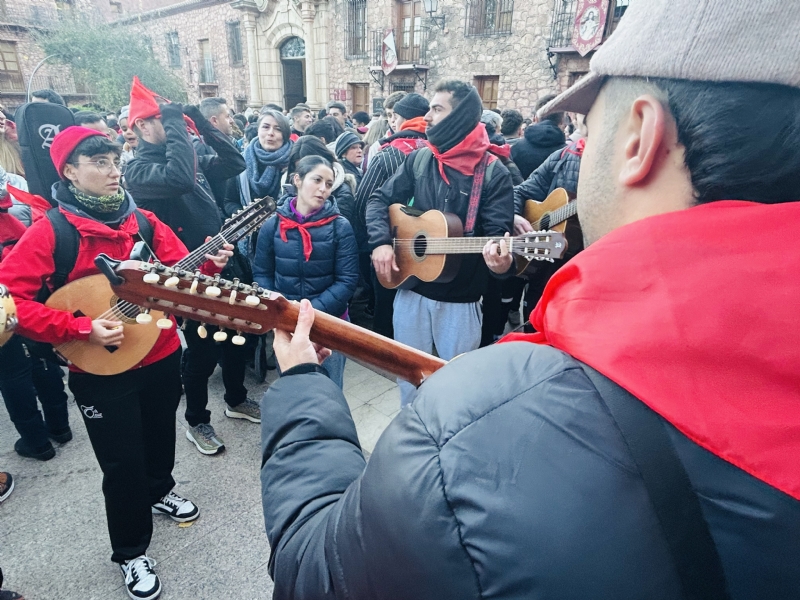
left=571, top=0, right=610, bottom=56
left=382, top=29, right=398, bottom=75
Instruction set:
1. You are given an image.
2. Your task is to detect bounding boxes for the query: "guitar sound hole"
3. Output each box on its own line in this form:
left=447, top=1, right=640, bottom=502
left=111, top=296, right=141, bottom=324
left=413, top=235, right=427, bottom=258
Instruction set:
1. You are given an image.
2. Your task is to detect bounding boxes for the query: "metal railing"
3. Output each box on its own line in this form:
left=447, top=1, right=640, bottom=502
left=548, top=0, right=633, bottom=50
left=28, top=73, right=90, bottom=95
left=371, top=27, right=428, bottom=68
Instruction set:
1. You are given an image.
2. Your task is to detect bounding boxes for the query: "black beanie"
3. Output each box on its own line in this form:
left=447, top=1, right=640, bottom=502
left=393, top=93, right=430, bottom=120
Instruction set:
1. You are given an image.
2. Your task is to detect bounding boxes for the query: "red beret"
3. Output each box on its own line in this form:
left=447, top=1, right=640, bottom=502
left=50, top=126, right=109, bottom=177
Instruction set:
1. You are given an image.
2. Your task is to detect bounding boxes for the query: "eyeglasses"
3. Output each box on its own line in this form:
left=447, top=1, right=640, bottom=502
left=73, top=158, right=122, bottom=175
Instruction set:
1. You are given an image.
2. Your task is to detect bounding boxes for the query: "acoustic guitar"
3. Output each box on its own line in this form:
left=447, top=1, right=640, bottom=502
left=378, top=204, right=567, bottom=289
left=96, top=257, right=447, bottom=388
left=0, top=284, right=17, bottom=347
left=517, top=188, right=577, bottom=275
left=44, top=197, right=276, bottom=375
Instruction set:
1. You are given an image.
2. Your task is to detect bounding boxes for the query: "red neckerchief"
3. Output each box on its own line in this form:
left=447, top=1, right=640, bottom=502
left=560, top=138, right=585, bottom=159
left=425, top=124, right=490, bottom=185
left=278, top=213, right=338, bottom=261
left=7, top=185, right=51, bottom=223
left=488, top=143, right=511, bottom=159
left=500, top=200, right=800, bottom=501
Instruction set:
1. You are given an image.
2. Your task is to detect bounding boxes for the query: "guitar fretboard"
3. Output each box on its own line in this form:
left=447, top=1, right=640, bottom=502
left=535, top=200, right=577, bottom=230
left=393, top=236, right=549, bottom=256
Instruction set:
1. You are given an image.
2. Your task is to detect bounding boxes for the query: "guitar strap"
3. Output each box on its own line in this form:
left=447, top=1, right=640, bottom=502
left=464, top=153, right=490, bottom=236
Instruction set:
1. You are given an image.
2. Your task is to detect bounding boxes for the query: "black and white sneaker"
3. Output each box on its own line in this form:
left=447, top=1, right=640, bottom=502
left=151, top=490, right=199, bottom=523
left=119, top=555, right=161, bottom=600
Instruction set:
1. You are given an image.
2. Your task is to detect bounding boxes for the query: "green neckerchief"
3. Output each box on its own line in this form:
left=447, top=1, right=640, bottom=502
left=68, top=184, right=125, bottom=214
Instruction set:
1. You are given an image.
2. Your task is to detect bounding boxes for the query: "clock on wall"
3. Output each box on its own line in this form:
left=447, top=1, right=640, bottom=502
left=571, top=0, right=610, bottom=56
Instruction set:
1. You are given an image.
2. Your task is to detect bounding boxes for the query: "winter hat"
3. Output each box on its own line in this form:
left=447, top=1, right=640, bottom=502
left=393, top=93, right=430, bottom=120
left=128, top=76, right=161, bottom=126
left=50, top=126, right=109, bottom=177
left=335, top=131, right=364, bottom=158
left=118, top=105, right=130, bottom=122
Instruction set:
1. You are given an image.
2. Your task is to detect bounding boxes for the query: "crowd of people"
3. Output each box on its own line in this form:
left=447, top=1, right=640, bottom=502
left=1, top=0, right=799, bottom=597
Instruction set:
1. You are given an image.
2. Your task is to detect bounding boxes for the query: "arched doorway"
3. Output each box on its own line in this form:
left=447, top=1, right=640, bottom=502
left=280, top=37, right=306, bottom=109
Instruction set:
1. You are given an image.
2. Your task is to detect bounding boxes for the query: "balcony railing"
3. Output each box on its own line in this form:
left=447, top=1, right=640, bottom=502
left=371, top=28, right=429, bottom=69
left=0, top=71, right=24, bottom=93
left=199, top=58, right=216, bottom=84
left=548, top=0, right=632, bottom=51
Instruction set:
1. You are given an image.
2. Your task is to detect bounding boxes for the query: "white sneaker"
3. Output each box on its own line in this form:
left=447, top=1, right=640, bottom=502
left=120, top=555, right=161, bottom=600
left=151, top=490, right=200, bottom=523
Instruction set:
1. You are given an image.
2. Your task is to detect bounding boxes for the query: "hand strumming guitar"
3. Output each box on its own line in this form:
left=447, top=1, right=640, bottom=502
left=483, top=233, right=514, bottom=274
left=89, top=319, right=124, bottom=347
left=273, top=299, right=332, bottom=372
left=372, top=244, right=399, bottom=279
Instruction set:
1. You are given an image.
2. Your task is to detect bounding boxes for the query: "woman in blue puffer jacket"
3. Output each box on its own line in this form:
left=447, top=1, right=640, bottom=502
left=253, top=155, right=359, bottom=388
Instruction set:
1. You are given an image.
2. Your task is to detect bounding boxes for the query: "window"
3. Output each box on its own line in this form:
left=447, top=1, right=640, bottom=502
left=227, top=21, right=243, bottom=66
left=474, top=75, right=500, bottom=110
left=198, top=39, right=215, bottom=84
left=396, top=0, right=423, bottom=63
left=466, top=0, right=514, bottom=36
left=166, top=32, right=181, bottom=68
left=346, top=0, right=367, bottom=57
left=0, top=41, right=23, bottom=92
left=390, top=80, right=416, bottom=94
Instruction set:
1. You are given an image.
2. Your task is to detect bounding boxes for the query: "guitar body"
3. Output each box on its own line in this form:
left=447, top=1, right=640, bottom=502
left=380, top=205, right=464, bottom=289
left=46, top=275, right=165, bottom=375
left=516, top=188, right=571, bottom=276
left=0, top=284, right=17, bottom=347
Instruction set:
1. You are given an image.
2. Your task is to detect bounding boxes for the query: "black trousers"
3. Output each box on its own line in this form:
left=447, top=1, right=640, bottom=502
left=371, top=267, right=396, bottom=339
left=181, top=320, right=249, bottom=427
left=68, top=350, right=182, bottom=563
left=480, top=277, right=527, bottom=347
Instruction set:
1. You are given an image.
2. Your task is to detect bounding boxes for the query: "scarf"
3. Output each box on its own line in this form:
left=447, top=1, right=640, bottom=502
left=425, top=87, right=483, bottom=154
left=400, top=116, right=428, bottom=135
left=500, top=200, right=800, bottom=501
left=425, top=124, right=490, bottom=185
left=245, top=140, right=292, bottom=198
left=278, top=211, right=338, bottom=261
left=68, top=183, right=126, bottom=214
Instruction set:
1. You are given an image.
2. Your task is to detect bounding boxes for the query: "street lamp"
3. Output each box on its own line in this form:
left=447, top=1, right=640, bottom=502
left=27, top=54, right=59, bottom=103
left=422, top=0, right=445, bottom=30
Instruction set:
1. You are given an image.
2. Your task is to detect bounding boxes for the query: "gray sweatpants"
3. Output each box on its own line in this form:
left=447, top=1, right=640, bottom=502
left=393, top=289, right=482, bottom=407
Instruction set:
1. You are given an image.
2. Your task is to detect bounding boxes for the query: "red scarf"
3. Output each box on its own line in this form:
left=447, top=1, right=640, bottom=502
left=278, top=214, right=337, bottom=261
left=501, top=200, right=800, bottom=501
left=425, top=124, right=490, bottom=185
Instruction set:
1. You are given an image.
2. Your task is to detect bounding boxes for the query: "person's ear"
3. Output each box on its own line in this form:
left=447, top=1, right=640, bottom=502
left=618, top=95, right=667, bottom=187
left=62, top=163, right=79, bottom=184
left=293, top=173, right=301, bottom=188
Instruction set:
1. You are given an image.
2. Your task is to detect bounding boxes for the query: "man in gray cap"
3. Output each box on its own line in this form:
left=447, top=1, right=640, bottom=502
left=256, top=1, right=800, bottom=597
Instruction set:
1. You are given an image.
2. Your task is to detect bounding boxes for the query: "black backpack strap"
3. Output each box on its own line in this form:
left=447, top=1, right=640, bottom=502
left=45, top=208, right=79, bottom=292
left=578, top=363, right=730, bottom=600
left=133, top=209, right=154, bottom=249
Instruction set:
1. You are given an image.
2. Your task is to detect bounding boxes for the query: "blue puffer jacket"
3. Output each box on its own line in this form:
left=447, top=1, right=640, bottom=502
left=253, top=198, right=359, bottom=317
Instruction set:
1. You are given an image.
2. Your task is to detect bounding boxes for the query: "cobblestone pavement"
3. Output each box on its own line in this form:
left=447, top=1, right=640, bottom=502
left=0, top=359, right=399, bottom=600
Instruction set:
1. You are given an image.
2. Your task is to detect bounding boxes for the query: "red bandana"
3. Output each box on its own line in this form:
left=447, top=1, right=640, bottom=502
left=501, top=200, right=800, bottom=501
left=425, top=124, right=490, bottom=185
left=278, top=214, right=338, bottom=261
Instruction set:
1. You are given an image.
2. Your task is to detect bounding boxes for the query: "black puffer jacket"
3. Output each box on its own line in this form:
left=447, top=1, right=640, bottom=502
left=260, top=342, right=800, bottom=599
left=366, top=147, right=514, bottom=303
left=513, top=144, right=581, bottom=215
left=253, top=198, right=358, bottom=317
left=124, top=103, right=246, bottom=251
left=510, top=120, right=566, bottom=180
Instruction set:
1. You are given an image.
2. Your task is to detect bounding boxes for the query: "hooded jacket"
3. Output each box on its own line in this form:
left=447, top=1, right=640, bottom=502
left=510, top=120, right=566, bottom=180
left=257, top=199, right=800, bottom=599
left=124, top=103, right=246, bottom=251
left=253, top=198, right=358, bottom=317
left=0, top=183, right=220, bottom=370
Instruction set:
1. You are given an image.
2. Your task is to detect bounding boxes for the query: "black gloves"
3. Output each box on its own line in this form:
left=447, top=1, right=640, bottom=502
left=182, top=104, right=210, bottom=131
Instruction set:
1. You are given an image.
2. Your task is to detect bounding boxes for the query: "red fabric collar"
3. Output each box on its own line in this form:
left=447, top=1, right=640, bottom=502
left=488, top=143, right=511, bottom=159
left=399, top=116, right=427, bottom=134
left=425, top=125, right=490, bottom=185
left=278, top=214, right=337, bottom=261
left=501, top=200, right=800, bottom=500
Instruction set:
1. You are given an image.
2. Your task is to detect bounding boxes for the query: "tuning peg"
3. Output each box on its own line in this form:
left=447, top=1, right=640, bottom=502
left=205, top=274, right=222, bottom=297
left=157, top=316, right=173, bottom=329
left=232, top=333, right=246, bottom=346
left=136, top=309, right=153, bottom=324
left=143, top=271, right=160, bottom=284
left=164, top=275, right=180, bottom=288
left=197, top=324, right=208, bottom=339
left=228, top=290, right=237, bottom=305
left=245, top=293, right=260, bottom=306
left=213, top=329, right=228, bottom=342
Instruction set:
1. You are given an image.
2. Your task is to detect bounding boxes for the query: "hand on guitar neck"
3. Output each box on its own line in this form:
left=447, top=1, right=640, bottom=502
left=273, top=299, right=332, bottom=372
left=482, top=232, right=514, bottom=274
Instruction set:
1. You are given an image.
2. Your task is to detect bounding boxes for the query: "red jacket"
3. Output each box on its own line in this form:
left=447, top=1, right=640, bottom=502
left=0, top=195, right=26, bottom=262
left=0, top=206, right=218, bottom=371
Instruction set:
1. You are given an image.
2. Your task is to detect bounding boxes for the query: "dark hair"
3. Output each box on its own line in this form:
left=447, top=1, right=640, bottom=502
left=433, top=79, right=473, bottom=109
left=317, top=108, right=327, bottom=120
left=257, top=110, right=291, bottom=146
left=306, top=120, right=335, bottom=143
left=107, top=117, right=118, bottom=130
left=290, top=105, right=311, bottom=118
left=384, top=91, right=407, bottom=111
left=74, top=112, right=105, bottom=126
left=244, top=123, right=258, bottom=143
left=287, top=135, right=336, bottom=179
left=293, top=155, right=334, bottom=184
left=535, top=94, right=563, bottom=126
left=260, top=103, right=284, bottom=114
left=322, top=115, right=344, bottom=138
left=651, top=78, right=800, bottom=205
left=69, top=136, right=122, bottom=164
left=32, top=89, right=66, bottom=105
left=233, top=114, right=247, bottom=129
left=247, top=114, right=258, bottom=124
left=199, top=97, right=228, bottom=119
left=500, top=109, right=523, bottom=136
left=352, top=111, right=370, bottom=126
left=326, top=101, right=346, bottom=114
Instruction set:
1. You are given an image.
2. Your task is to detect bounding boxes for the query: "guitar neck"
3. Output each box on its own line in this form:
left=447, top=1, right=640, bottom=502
left=534, top=199, right=578, bottom=230
left=394, top=237, right=524, bottom=256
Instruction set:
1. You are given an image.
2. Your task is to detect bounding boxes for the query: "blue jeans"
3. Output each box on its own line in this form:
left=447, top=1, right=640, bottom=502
left=0, top=336, right=69, bottom=450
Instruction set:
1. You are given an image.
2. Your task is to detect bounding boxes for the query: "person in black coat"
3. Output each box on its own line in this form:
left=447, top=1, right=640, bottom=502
left=510, top=99, right=566, bottom=180
left=253, top=155, right=358, bottom=388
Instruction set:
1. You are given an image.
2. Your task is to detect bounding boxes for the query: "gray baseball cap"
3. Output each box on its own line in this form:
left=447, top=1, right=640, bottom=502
left=540, top=0, right=800, bottom=117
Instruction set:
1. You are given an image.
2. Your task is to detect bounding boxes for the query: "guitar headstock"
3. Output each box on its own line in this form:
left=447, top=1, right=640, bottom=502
left=221, top=196, right=277, bottom=244
left=513, top=231, right=568, bottom=263
left=97, top=258, right=292, bottom=338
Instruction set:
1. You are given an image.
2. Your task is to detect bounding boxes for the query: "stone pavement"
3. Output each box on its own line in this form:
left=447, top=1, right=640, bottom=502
left=0, top=359, right=400, bottom=600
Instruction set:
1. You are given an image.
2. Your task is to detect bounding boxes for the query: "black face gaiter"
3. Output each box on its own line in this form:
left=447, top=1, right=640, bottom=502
left=425, top=87, right=483, bottom=154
